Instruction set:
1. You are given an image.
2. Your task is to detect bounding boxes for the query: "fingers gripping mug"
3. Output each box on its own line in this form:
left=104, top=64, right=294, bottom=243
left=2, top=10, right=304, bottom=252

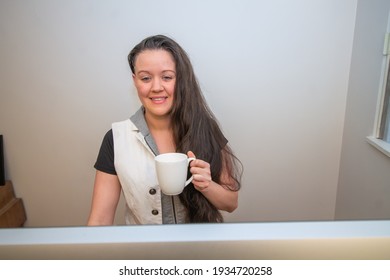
left=154, top=153, right=196, bottom=195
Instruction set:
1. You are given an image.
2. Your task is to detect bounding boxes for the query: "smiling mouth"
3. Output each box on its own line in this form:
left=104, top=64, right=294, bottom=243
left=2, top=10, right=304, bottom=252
left=150, top=97, right=168, bottom=103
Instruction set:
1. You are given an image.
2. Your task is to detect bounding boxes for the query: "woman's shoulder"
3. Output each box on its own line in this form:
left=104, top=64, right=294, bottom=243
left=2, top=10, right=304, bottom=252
left=103, top=129, right=113, bottom=142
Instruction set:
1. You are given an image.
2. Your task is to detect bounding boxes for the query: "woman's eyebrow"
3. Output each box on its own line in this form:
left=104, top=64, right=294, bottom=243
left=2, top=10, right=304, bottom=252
left=136, top=69, right=176, bottom=75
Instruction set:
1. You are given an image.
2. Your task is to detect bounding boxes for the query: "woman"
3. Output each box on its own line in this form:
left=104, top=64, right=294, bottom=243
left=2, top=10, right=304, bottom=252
left=87, top=35, right=242, bottom=225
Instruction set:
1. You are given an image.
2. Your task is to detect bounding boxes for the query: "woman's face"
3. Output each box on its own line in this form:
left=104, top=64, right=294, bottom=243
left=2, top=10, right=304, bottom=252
left=132, top=49, right=176, bottom=120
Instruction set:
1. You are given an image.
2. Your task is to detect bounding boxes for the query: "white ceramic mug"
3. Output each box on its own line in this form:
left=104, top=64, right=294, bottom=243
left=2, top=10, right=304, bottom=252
left=154, top=153, right=196, bottom=195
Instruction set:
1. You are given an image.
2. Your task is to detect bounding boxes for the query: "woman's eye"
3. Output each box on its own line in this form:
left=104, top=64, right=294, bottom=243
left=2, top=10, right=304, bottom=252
left=140, top=77, right=151, bottom=82
left=162, top=76, right=173, bottom=81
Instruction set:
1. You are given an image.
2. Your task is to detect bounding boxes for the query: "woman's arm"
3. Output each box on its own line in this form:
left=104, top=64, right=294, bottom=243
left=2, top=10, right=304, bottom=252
left=87, top=170, right=122, bottom=226
left=187, top=151, right=238, bottom=212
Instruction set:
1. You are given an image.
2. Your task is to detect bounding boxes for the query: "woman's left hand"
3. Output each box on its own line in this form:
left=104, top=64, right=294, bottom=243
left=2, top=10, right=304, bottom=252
left=187, top=151, right=212, bottom=192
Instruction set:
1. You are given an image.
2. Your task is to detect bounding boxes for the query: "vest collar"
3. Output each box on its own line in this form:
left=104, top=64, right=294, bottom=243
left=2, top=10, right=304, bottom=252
left=130, top=106, right=159, bottom=156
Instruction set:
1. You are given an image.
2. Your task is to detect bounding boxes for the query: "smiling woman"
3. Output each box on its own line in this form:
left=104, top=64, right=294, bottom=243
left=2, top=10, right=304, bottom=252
left=1, top=0, right=389, bottom=228
left=87, top=35, right=243, bottom=226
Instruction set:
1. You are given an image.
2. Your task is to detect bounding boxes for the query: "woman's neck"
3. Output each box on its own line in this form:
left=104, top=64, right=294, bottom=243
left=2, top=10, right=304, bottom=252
left=144, top=111, right=172, bottom=131
left=145, top=112, right=176, bottom=153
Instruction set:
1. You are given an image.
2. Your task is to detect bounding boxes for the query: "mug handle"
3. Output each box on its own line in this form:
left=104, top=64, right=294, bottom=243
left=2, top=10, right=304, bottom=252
left=184, top=157, right=196, bottom=186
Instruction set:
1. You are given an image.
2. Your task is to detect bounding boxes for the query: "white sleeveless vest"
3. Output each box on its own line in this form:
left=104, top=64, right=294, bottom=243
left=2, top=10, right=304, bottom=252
left=112, top=119, right=163, bottom=224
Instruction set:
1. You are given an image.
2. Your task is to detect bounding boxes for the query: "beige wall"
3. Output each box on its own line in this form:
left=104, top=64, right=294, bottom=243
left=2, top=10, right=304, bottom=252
left=336, top=0, right=390, bottom=220
left=0, top=1, right=357, bottom=227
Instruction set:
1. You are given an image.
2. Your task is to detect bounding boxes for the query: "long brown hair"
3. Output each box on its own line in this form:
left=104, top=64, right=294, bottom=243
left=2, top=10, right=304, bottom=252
left=128, top=35, right=242, bottom=223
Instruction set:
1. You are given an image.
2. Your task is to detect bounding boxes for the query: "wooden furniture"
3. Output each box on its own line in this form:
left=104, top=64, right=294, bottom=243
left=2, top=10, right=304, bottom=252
left=0, top=181, right=26, bottom=227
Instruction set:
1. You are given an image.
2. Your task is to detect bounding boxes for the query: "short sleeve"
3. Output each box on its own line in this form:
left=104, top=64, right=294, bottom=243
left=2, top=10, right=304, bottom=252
left=94, top=129, right=117, bottom=175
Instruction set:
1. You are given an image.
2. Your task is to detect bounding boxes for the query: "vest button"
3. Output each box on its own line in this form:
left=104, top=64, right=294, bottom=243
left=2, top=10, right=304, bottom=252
left=151, top=209, right=159, bottom=215
left=149, top=188, right=157, bottom=195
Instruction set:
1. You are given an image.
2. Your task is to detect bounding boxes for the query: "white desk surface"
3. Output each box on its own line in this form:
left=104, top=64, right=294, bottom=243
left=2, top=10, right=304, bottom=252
left=0, top=220, right=389, bottom=259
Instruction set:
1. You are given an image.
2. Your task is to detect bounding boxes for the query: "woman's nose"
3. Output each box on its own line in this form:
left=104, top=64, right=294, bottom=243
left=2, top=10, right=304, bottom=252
left=152, top=78, right=163, bottom=92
